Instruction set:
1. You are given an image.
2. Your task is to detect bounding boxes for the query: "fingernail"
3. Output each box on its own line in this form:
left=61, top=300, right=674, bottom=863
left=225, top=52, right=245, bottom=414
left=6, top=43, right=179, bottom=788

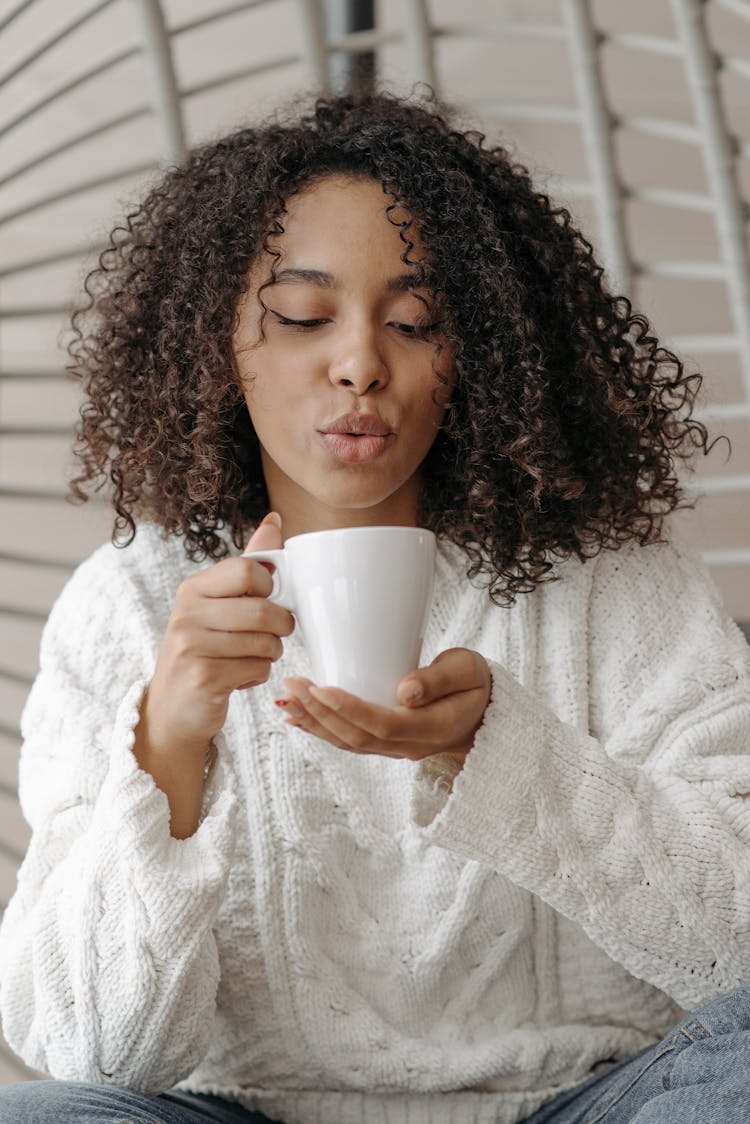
left=403, top=682, right=423, bottom=703
left=275, top=698, right=303, bottom=719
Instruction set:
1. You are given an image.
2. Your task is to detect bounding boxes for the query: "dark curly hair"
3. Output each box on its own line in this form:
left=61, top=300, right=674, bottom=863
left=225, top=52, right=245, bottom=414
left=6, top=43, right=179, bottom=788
left=66, top=87, right=719, bottom=604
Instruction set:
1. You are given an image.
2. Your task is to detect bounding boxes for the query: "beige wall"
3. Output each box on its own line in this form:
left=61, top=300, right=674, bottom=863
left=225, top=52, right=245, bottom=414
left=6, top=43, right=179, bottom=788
left=1, top=0, right=749, bottom=1083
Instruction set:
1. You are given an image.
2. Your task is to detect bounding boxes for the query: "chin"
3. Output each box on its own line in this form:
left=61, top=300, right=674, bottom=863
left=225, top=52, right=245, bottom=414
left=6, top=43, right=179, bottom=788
left=305, top=481, right=403, bottom=511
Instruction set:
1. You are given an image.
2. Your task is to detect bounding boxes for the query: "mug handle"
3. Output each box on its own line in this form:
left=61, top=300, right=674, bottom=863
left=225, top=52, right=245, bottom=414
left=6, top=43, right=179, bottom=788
left=241, top=548, right=294, bottom=611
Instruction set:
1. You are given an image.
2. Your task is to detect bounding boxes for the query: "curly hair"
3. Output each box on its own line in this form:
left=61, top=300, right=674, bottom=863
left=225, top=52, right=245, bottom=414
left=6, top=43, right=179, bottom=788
left=66, top=87, right=719, bottom=604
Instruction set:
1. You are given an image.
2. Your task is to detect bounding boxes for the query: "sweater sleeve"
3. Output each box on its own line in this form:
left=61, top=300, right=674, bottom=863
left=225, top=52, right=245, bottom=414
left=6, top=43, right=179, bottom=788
left=0, top=543, right=239, bottom=1092
left=410, top=539, right=750, bottom=1011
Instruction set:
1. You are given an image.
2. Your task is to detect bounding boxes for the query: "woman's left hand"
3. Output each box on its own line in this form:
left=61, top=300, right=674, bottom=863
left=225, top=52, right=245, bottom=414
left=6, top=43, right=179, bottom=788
left=277, top=648, right=491, bottom=767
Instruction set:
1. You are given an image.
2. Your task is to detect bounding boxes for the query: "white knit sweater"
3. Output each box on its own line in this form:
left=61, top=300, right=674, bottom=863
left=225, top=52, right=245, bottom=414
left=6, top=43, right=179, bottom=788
left=1, top=523, right=749, bottom=1124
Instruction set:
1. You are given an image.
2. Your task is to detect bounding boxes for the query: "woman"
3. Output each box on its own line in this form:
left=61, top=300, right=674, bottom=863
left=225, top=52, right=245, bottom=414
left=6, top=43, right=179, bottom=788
left=0, top=89, right=748, bottom=1124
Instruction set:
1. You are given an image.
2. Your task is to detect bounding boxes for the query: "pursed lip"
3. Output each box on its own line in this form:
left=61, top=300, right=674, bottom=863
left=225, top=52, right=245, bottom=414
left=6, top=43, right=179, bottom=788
left=319, top=412, right=394, bottom=436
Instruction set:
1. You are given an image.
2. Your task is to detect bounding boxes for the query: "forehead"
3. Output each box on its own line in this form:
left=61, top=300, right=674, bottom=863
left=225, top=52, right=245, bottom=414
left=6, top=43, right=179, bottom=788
left=251, top=174, right=430, bottom=280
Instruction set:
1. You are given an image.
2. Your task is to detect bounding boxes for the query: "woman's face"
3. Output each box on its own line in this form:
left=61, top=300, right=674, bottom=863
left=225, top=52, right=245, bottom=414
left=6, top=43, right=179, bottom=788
left=233, top=173, right=454, bottom=537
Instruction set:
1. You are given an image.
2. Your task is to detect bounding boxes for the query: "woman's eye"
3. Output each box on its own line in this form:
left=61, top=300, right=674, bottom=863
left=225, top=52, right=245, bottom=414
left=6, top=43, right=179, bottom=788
left=270, top=310, right=442, bottom=336
left=271, top=312, right=327, bottom=329
left=393, top=321, right=443, bottom=337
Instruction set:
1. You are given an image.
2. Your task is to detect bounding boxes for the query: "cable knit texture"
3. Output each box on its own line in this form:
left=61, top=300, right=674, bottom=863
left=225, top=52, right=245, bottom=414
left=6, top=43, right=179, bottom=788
left=1, top=523, right=749, bottom=1124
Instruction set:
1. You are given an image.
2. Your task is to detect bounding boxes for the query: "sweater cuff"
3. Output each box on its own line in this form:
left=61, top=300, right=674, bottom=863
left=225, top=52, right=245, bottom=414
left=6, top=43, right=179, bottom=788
left=91, top=679, right=238, bottom=884
left=410, top=658, right=548, bottom=857
left=410, top=751, right=464, bottom=827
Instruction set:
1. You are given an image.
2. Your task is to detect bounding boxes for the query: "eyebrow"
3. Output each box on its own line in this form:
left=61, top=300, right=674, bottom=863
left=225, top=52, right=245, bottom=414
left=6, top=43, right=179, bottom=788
left=269, top=267, right=427, bottom=294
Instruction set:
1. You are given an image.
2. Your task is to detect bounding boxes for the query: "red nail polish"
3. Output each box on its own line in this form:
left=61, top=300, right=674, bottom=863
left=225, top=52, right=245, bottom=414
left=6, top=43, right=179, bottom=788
left=274, top=699, right=289, bottom=708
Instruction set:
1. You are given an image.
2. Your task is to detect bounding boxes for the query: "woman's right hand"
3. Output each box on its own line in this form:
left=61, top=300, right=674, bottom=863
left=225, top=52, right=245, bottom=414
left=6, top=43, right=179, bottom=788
left=139, top=512, right=294, bottom=759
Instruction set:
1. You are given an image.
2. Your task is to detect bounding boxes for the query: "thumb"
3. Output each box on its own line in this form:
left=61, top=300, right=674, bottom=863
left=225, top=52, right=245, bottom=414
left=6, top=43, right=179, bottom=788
left=397, top=671, right=426, bottom=707
left=397, top=649, right=458, bottom=707
left=244, top=511, right=283, bottom=559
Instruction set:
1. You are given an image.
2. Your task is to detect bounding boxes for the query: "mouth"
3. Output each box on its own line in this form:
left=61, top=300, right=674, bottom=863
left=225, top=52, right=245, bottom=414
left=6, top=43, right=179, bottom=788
left=319, top=431, right=396, bottom=464
left=320, top=412, right=394, bottom=438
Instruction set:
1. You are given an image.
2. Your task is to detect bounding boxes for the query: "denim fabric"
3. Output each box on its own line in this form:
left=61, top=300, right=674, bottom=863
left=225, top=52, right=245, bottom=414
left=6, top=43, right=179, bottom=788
left=522, top=980, right=750, bottom=1123
left=1, top=982, right=748, bottom=1123
left=0, top=1080, right=278, bottom=1123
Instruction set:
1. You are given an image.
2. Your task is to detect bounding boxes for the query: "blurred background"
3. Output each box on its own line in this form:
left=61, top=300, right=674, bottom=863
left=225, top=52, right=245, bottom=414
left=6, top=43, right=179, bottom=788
left=1, top=0, right=749, bottom=1084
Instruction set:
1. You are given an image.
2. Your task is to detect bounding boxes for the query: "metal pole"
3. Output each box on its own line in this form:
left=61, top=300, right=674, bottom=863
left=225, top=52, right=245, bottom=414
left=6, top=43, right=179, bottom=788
left=561, top=0, right=633, bottom=295
left=403, top=0, right=437, bottom=91
left=324, top=0, right=375, bottom=94
left=134, top=0, right=186, bottom=166
left=671, top=0, right=750, bottom=403
left=297, top=0, right=329, bottom=92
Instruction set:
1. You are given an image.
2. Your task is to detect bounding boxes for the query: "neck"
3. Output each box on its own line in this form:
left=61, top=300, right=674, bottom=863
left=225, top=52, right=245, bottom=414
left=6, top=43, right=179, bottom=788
left=273, top=504, right=420, bottom=542
left=262, top=464, right=423, bottom=541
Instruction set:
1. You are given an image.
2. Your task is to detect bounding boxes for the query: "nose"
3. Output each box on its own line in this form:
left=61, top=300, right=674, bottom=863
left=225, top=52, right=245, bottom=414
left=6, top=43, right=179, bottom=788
left=328, top=321, right=390, bottom=395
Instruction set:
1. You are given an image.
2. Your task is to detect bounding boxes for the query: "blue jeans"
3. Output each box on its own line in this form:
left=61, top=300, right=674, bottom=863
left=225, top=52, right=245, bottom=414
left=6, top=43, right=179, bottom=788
left=1, top=982, right=748, bottom=1122
left=0, top=1083, right=277, bottom=1122
left=520, top=979, right=750, bottom=1122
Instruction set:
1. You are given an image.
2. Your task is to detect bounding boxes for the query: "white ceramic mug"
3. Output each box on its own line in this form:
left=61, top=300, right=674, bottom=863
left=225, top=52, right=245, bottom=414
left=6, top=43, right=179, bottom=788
left=243, top=525, right=436, bottom=706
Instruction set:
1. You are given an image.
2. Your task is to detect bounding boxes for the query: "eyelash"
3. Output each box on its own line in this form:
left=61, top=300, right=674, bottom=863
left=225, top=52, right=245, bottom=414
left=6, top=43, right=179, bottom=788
left=271, top=312, right=442, bottom=337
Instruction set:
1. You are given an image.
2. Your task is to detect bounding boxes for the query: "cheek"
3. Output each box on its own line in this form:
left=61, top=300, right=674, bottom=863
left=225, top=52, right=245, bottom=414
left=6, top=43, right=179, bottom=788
left=243, top=352, right=300, bottom=413
left=399, top=382, right=451, bottom=462
left=416, top=363, right=454, bottom=417
left=243, top=365, right=316, bottom=461
left=435, top=345, right=456, bottom=397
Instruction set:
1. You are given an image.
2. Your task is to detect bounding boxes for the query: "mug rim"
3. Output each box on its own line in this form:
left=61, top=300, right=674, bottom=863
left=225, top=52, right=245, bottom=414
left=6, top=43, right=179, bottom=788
left=283, top=524, right=436, bottom=546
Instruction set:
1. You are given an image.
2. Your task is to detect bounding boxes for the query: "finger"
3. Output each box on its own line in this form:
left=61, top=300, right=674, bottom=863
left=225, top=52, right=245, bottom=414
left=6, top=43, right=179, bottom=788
left=303, top=678, right=483, bottom=757
left=282, top=699, right=406, bottom=757
left=183, top=555, right=275, bottom=600
left=243, top=511, right=283, bottom=554
left=277, top=698, right=352, bottom=750
left=195, top=595, right=295, bottom=638
left=284, top=679, right=403, bottom=740
left=242, top=511, right=284, bottom=580
left=283, top=679, right=437, bottom=755
left=182, top=627, right=284, bottom=662
left=189, top=512, right=280, bottom=599
left=198, top=655, right=276, bottom=693
left=397, top=648, right=488, bottom=708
